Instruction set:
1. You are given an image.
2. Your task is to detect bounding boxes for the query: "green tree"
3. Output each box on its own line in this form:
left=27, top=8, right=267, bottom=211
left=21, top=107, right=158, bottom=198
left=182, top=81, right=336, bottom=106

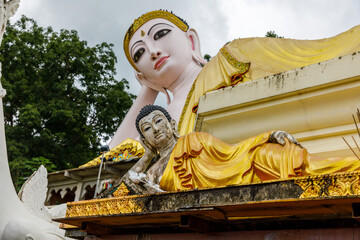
left=204, top=54, right=211, bottom=62
left=11, top=156, right=57, bottom=189
left=265, top=30, right=284, bottom=38
left=0, top=16, right=135, bottom=190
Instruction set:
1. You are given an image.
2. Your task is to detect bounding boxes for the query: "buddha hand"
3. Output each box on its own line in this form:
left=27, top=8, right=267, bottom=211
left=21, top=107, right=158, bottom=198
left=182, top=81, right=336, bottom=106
left=140, top=137, right=157, bottom=158
left=128, top=170, right=147, bottom=184
left=131, top=137, right=158, bottom=174
left=269, top=131, right=303, bottom=148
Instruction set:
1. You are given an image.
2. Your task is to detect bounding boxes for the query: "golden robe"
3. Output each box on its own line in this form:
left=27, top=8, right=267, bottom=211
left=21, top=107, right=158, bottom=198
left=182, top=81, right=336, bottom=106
left=160, top=132, right=360, bottom=191
left=178, top=25, right=360, bottom=135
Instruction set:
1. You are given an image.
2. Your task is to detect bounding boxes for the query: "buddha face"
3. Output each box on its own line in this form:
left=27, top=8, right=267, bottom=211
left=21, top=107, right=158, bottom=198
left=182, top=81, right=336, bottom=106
left=139, top=110, right=174, bottom=149
left=129, top=18, right=193, bottom=89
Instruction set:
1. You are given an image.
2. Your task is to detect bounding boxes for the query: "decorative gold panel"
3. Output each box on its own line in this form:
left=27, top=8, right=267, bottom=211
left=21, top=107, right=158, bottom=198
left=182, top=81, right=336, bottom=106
left=80, top=138, right=144, bottom=168
left=113, top=183, right=130, bottom=197
left=294, top=171, right=360, bottom=198
left=65, top=195, right=145, bottom=218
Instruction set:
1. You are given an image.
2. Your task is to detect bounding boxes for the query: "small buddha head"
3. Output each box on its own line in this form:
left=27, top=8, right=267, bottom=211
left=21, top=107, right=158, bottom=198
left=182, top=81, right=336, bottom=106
left=135, top=105, right=179, bottom=150
left=124, top=10, right=206, bottom=92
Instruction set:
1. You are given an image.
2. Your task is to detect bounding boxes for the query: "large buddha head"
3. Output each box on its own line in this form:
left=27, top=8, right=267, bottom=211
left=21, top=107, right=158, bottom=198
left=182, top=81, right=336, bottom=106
left=123, top=10, right=206, bottom=92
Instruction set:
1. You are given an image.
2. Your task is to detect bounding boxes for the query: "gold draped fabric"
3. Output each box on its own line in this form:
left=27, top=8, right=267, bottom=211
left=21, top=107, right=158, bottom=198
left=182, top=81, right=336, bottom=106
left=178, top=25, right=360, bottom=136
left=160, top=132, right=360, bottom=191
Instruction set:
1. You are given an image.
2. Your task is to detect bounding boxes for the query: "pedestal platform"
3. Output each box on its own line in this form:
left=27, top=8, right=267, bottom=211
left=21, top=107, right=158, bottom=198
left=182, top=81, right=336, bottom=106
left=56, top=171, right=360, bottom=239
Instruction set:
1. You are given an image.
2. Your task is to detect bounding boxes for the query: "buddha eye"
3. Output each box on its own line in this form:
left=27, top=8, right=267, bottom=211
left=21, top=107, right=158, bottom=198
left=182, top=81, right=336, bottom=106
left=143, top=126, right=151, bottom=132
left=133, top=48, right=145, bottom=63
left=155, top=118, right=163, bottom=124
left=154, top=29, right=171, bottom=40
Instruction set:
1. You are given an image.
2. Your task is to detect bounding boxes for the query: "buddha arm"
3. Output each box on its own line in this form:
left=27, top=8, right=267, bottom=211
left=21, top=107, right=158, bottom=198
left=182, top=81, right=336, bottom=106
left=109, top=85, right=159, bottom=149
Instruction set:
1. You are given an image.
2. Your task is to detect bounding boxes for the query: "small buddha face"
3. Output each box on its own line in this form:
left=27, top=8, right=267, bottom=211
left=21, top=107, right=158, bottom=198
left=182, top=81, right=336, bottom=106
left=129, top=18, right=193, bottom=89
left=139, top=110, right=174, bottom=149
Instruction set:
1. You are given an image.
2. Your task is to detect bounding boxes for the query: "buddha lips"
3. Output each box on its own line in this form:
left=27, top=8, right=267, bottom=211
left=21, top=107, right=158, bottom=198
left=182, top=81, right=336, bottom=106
left=155, top=56, right=170, bottom=70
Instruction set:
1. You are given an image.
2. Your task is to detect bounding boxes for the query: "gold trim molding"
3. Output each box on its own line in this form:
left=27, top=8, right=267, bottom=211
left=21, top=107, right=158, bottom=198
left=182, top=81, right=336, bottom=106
left=65, top=195, right=146, bottom=218
left=294, top=171, right=360, bottom=198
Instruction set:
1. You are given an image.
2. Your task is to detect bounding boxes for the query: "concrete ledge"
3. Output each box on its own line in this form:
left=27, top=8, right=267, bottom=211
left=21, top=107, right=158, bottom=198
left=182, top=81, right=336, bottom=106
left=56, top=171, right=360, bottom=235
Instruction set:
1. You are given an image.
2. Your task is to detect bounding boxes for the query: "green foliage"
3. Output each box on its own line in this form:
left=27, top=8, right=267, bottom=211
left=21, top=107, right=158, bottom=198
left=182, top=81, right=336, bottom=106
left=204, top=54, right=211, bottom=62
left=265, top=30, right=284, bottom=38
left=10, top=157, right=56, bottom=191
left=0, top=16, right=135, bottom=188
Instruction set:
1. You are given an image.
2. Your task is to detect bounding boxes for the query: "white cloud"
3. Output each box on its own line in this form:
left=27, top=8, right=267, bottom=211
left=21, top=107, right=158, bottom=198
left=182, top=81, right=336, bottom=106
left=219, top=0, right=360, bottom=40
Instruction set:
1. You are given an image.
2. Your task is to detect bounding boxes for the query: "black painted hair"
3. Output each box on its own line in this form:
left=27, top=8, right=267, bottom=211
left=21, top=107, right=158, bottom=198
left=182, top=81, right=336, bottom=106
left=136, top=105, right=172, bottom=138
left=165, top=10, right=189, bottom=29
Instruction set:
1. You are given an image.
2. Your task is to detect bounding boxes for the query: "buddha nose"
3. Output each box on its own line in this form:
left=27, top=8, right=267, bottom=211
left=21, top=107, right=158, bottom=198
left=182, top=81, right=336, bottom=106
left=153, top=123, right=160, bottom=132
left=146, top=41, right=161, bottom=61
left=150, top=51, right=161, bottom=61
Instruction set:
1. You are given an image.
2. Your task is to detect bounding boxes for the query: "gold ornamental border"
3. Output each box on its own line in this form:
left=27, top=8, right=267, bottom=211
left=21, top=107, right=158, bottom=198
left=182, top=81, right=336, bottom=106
left=294, top=171, right=360, bottom=198
left=65, top=195, right=147, bottom=218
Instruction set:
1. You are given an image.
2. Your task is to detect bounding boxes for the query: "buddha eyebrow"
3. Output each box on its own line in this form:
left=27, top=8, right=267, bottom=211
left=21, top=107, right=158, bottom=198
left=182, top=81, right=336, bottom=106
left=141, top=122, right=150, bottom=129
left=130, top=40, right=143, bottom=56
left=147, top=23, right=174, bottom=35
left=152, top=114, right=162, bottom=120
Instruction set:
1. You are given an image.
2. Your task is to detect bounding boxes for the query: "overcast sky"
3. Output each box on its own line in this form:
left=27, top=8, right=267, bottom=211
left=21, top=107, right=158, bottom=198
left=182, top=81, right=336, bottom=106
left=11, top=0, right=360, bottom=105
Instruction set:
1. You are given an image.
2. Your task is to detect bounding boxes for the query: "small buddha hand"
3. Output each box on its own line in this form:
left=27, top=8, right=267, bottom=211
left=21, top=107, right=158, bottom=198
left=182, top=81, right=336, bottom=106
left=140, top=137, right=157, bottom=158
left=269, top=131, right=303, bottom=148
left=131, top=137, right=158, bottom=174
left=128, top=170, right=164, bottom=193
left=128, top=170, right=147, bottom=184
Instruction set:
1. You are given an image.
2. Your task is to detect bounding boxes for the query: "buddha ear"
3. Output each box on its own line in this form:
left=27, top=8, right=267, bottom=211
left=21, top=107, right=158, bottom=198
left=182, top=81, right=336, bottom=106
left=135, top=70, right=171, bottom=104
left=170, top=119, right=180, bottom=139
left=186, top=29, right=207, bottom=66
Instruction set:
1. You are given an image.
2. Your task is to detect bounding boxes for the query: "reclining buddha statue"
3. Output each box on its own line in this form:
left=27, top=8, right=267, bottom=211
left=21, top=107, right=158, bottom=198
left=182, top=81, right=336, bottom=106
left=106, top=105, right=360, bottom=195
left=109, top=10, right=360, bottom=148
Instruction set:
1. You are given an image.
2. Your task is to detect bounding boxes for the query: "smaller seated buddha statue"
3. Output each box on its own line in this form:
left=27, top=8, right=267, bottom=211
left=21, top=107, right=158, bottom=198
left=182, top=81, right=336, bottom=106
left=113, top=105, right=360, bottom=196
